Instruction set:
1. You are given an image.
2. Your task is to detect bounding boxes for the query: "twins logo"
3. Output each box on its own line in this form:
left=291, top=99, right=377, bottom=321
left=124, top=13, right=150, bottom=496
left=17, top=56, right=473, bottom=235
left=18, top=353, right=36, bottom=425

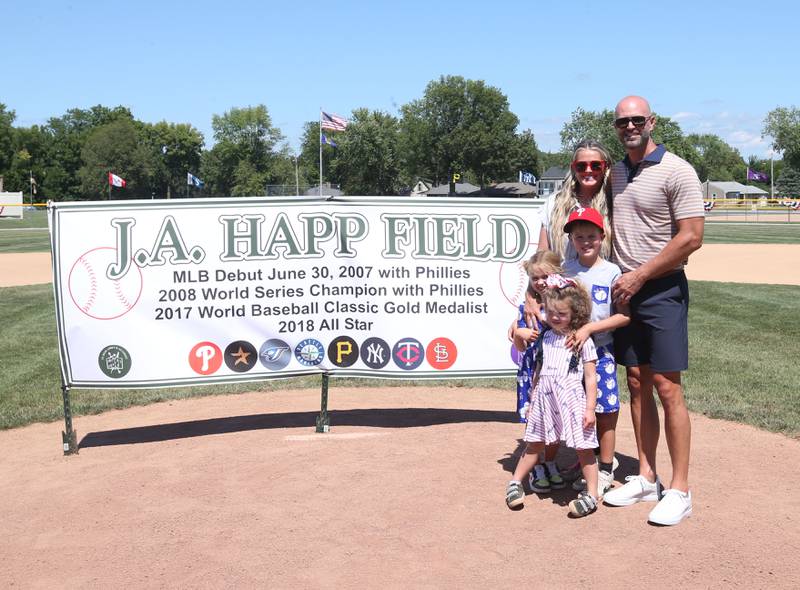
left=68, top=247, right=143, bottom=320
left=294, top=338, right=324, bottom=366
left=393, top=337, right=424, bottom=370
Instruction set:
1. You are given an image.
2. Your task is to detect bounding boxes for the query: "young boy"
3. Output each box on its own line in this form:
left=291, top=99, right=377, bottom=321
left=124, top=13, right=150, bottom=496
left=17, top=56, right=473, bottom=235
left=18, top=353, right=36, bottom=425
left=562, top=207, right=630, bottom=499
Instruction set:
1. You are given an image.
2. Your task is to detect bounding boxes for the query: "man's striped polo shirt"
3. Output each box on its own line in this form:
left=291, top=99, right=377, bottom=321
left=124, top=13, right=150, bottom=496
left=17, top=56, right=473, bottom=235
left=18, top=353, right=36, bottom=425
left=610, top=144, right=704, bottom=273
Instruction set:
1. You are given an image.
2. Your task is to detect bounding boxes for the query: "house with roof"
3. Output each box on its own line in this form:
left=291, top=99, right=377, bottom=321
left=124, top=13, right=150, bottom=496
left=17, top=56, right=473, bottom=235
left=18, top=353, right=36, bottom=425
left=425, top=181, right=481, bottom=197
left=537, top=166, right=568, bottom=197
left=702, top=181, right=767, bottom=199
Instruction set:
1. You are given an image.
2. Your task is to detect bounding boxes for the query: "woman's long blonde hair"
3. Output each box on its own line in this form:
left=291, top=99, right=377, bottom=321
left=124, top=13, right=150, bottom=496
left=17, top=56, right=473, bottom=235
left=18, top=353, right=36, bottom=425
left=547, top=140, right=613, bottom=261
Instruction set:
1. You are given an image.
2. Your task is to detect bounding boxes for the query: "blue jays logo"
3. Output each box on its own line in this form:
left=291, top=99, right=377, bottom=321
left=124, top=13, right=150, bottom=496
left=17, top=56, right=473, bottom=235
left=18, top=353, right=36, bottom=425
left=259, top=338, right=292, bottom=371
left=592, top=285, right=609, bottom=304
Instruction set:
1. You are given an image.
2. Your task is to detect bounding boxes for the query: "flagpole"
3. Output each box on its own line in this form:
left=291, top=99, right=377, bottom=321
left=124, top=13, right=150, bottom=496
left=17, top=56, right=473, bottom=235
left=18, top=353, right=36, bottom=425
left=108, top=171, right=111, bottom=200
left=319, top=108, right=323, bottom=195
left=770, top=152, right=775, bottom=200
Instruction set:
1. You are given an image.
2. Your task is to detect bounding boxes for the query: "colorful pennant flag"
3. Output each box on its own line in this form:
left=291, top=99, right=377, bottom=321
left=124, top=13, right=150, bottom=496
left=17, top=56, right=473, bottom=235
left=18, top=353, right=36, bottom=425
left=321, top=111, right=348, bottom=131
left=321, top=134, right=338, bottom=148
left=108, top=172, right=126, bottom=188
left=187, top=172, right=205, bottom=188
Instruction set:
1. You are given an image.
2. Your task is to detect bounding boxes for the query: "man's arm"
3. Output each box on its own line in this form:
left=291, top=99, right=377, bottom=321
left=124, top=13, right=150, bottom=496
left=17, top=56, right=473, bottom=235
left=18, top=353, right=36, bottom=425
left=612, top=216, right=704, bottom=304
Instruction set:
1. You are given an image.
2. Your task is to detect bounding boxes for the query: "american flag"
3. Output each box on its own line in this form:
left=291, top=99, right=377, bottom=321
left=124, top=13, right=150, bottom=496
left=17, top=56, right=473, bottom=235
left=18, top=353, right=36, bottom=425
left=321, top=111, right=348, bottom=131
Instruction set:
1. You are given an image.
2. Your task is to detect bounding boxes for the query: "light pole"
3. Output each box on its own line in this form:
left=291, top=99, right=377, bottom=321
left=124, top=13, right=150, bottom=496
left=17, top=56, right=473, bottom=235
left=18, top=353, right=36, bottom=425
left=293, top=154, right=300, bottom=196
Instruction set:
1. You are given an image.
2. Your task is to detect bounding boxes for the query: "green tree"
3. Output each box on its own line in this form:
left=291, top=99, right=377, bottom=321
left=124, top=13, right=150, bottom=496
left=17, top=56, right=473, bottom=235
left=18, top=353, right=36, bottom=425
left=79, top=119, right=155, bottom=200
left=507, top=129, right=541, bottom=180
left=538, top=150, right=571, bottom=172
left=560, top=108, right=700, bottom=167
left=298, top=121, right=340, bottom=189
left=775, top=166, right=800, bottom=198
left=144, top=121, right=204, bottom=198
left=763, top=107, right=800, bottom=169
left=560, top=108, right=622, bottom=160
left=202, top=105, right=285, bottom=196
left=688, top=134, right=746, bottom=182
left=399, top=76, right=521, bottom=187
left=41, top=105, right=134, bottom=199
left=333, top=108, right=400, bottom=195
left=0, top=103, right=16, bottom=176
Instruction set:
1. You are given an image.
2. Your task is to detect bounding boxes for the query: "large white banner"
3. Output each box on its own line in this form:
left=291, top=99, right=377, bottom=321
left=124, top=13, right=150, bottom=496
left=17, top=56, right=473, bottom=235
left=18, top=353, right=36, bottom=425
left=0, top=191, right=24, bottom=218
left=49, top=196, right=542, bottom=388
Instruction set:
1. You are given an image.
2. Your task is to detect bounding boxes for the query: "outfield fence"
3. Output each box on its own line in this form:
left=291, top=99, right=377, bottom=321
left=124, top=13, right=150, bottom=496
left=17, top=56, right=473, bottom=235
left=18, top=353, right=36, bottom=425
left=703, top=198, right=800, bottom=222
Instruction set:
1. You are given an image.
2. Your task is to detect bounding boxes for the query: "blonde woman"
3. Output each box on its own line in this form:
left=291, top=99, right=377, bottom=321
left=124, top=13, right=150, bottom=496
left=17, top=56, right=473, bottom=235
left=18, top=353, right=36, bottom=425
left=537, top=140, right=613, bottom=262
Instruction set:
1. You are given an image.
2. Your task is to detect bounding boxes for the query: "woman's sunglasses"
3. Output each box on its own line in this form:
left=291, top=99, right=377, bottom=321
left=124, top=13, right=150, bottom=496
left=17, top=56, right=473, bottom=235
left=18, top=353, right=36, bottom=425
left=614, top=116, right=650, bottom=129
left=572, top=160, right=606, bottom=173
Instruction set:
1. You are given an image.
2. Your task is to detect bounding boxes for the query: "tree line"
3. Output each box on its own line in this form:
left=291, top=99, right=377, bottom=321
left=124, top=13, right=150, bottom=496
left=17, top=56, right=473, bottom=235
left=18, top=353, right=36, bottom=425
left=1, top=75, right=798, bottom=201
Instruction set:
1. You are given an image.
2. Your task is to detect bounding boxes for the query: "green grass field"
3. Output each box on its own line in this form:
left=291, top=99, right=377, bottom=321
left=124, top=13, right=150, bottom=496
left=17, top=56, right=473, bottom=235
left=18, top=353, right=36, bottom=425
left=703, top=221, right=800, bottom=244
left=0, top=209, right=49, bottom=253
left=1, top=281, right=798, bottom=437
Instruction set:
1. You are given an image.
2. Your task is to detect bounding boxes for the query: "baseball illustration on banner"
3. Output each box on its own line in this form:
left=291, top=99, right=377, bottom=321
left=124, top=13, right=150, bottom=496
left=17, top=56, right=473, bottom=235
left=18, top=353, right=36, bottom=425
left=68, top=247, right=144, bottom=320
left=497, top=241, right=537, bottom=307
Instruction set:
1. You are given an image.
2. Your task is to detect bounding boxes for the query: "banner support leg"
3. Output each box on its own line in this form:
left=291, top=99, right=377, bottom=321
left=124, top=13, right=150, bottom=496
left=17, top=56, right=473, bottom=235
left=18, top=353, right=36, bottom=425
left=315, top=373, right=330, bottom=433
left=61, top=384, right=78, bottom=455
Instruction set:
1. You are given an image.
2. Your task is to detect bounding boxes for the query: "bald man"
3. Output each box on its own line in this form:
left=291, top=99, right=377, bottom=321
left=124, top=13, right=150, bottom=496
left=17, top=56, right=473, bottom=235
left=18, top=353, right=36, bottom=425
left=602, top=96, right=704, bottom=526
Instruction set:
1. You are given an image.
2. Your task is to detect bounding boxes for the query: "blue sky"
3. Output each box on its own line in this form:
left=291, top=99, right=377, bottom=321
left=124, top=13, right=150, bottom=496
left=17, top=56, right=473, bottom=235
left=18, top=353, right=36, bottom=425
left=4, top=0, right=797, bottom=159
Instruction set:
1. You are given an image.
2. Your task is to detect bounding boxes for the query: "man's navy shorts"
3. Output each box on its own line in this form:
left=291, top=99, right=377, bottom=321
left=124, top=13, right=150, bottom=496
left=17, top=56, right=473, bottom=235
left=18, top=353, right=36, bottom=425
left=613, top=270, right=689, bottom=373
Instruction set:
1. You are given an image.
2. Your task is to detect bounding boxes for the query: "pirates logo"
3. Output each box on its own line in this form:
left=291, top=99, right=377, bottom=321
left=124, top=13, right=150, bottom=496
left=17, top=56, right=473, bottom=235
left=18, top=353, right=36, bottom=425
left=392, top=337, right=424, bottom=370
left=294, top=338, right=324, bottom=366
left=327, top=336, right=359, bottom=368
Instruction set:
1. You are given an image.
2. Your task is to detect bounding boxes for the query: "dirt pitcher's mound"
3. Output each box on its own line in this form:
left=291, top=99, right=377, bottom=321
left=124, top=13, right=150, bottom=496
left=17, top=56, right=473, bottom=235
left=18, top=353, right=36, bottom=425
left=1, top=387, right=797, bottom=587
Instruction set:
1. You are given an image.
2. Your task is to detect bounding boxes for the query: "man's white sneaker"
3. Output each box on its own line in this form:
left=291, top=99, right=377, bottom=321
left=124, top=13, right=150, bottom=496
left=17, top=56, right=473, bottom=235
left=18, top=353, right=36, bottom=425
left=648, top=489, right=692, bottom=525
left=603, top=475, right=662, bottom=506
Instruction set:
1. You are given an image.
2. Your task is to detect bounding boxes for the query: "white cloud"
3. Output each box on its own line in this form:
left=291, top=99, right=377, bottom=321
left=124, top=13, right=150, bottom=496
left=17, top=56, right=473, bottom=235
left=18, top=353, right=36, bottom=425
left=671, top=111, right=700, bottom=121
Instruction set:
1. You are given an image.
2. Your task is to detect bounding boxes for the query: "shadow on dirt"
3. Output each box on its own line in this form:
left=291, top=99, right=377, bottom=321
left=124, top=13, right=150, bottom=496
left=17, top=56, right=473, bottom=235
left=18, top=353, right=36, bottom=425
left=78, top=407, right=517, bottom=449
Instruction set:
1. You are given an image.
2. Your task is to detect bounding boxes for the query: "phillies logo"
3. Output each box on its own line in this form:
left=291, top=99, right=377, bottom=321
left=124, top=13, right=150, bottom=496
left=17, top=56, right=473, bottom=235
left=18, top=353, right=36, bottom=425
left=392, top=337, right=424, bottom=370
left=189, top=341, right=222, bottom=375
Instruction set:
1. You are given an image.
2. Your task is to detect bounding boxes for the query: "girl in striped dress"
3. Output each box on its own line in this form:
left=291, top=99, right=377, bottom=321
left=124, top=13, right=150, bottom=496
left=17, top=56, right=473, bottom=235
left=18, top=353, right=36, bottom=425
left=505, top=275, right=601, bottom=517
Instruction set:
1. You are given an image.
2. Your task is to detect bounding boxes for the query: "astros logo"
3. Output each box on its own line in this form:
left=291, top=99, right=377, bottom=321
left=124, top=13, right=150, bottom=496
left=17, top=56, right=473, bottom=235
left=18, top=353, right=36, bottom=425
left=189, top=341, right=223, bottom=375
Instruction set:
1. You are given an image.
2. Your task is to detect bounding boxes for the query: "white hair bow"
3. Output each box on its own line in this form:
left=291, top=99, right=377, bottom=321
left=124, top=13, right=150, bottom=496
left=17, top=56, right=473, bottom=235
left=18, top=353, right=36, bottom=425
left=544, top=274, right=577, bottom=290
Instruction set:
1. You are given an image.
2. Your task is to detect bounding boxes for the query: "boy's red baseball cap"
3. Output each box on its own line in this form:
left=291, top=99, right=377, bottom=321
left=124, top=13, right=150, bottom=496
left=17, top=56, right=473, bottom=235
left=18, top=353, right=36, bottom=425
left=563, top=206, right=605, bottom=234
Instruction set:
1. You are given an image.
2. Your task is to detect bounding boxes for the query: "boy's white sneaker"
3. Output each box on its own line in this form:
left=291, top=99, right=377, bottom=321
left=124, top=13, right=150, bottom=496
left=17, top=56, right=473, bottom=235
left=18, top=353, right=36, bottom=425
left=603, top=475, right=662, bottom=506
left=648, top=489, right=692, bottom=526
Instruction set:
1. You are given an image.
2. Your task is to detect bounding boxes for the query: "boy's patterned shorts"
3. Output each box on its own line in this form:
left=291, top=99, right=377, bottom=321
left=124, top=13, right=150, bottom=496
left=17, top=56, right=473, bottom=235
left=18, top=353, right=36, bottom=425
left=594, top=344, right=620, bottom=414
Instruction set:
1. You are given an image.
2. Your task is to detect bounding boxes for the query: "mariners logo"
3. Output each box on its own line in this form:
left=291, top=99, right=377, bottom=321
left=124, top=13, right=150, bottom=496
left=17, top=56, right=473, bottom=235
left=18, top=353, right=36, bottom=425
left=327, top=336, right=359, bottom=367
left=392, top=337, right=424, bottom=370
left=98, top=344, right=132, bottom=378
left=294, top=338, right=324, bottom=366
left=360, top=337, right=390, bottom=369
left=426, top=337, right=457, bottom=370
left=224, top=340, right=258, bottom=373
left=259, top=338, right=292, bottom=371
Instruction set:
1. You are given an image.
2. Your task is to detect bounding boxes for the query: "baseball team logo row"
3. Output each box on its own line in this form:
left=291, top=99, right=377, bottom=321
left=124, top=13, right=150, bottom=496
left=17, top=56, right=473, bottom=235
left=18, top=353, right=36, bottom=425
left=187, top=336, right=458, bottom=375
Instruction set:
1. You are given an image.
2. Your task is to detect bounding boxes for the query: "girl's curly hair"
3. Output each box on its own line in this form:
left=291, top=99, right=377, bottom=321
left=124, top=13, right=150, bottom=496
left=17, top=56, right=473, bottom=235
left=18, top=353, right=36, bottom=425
left=542, top=281, right=592, bottom=331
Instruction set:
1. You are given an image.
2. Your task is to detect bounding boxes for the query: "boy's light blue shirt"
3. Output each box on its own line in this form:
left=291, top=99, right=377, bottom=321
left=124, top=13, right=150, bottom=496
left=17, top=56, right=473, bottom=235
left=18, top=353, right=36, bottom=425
left=563, top=258, right=621, bottom=348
